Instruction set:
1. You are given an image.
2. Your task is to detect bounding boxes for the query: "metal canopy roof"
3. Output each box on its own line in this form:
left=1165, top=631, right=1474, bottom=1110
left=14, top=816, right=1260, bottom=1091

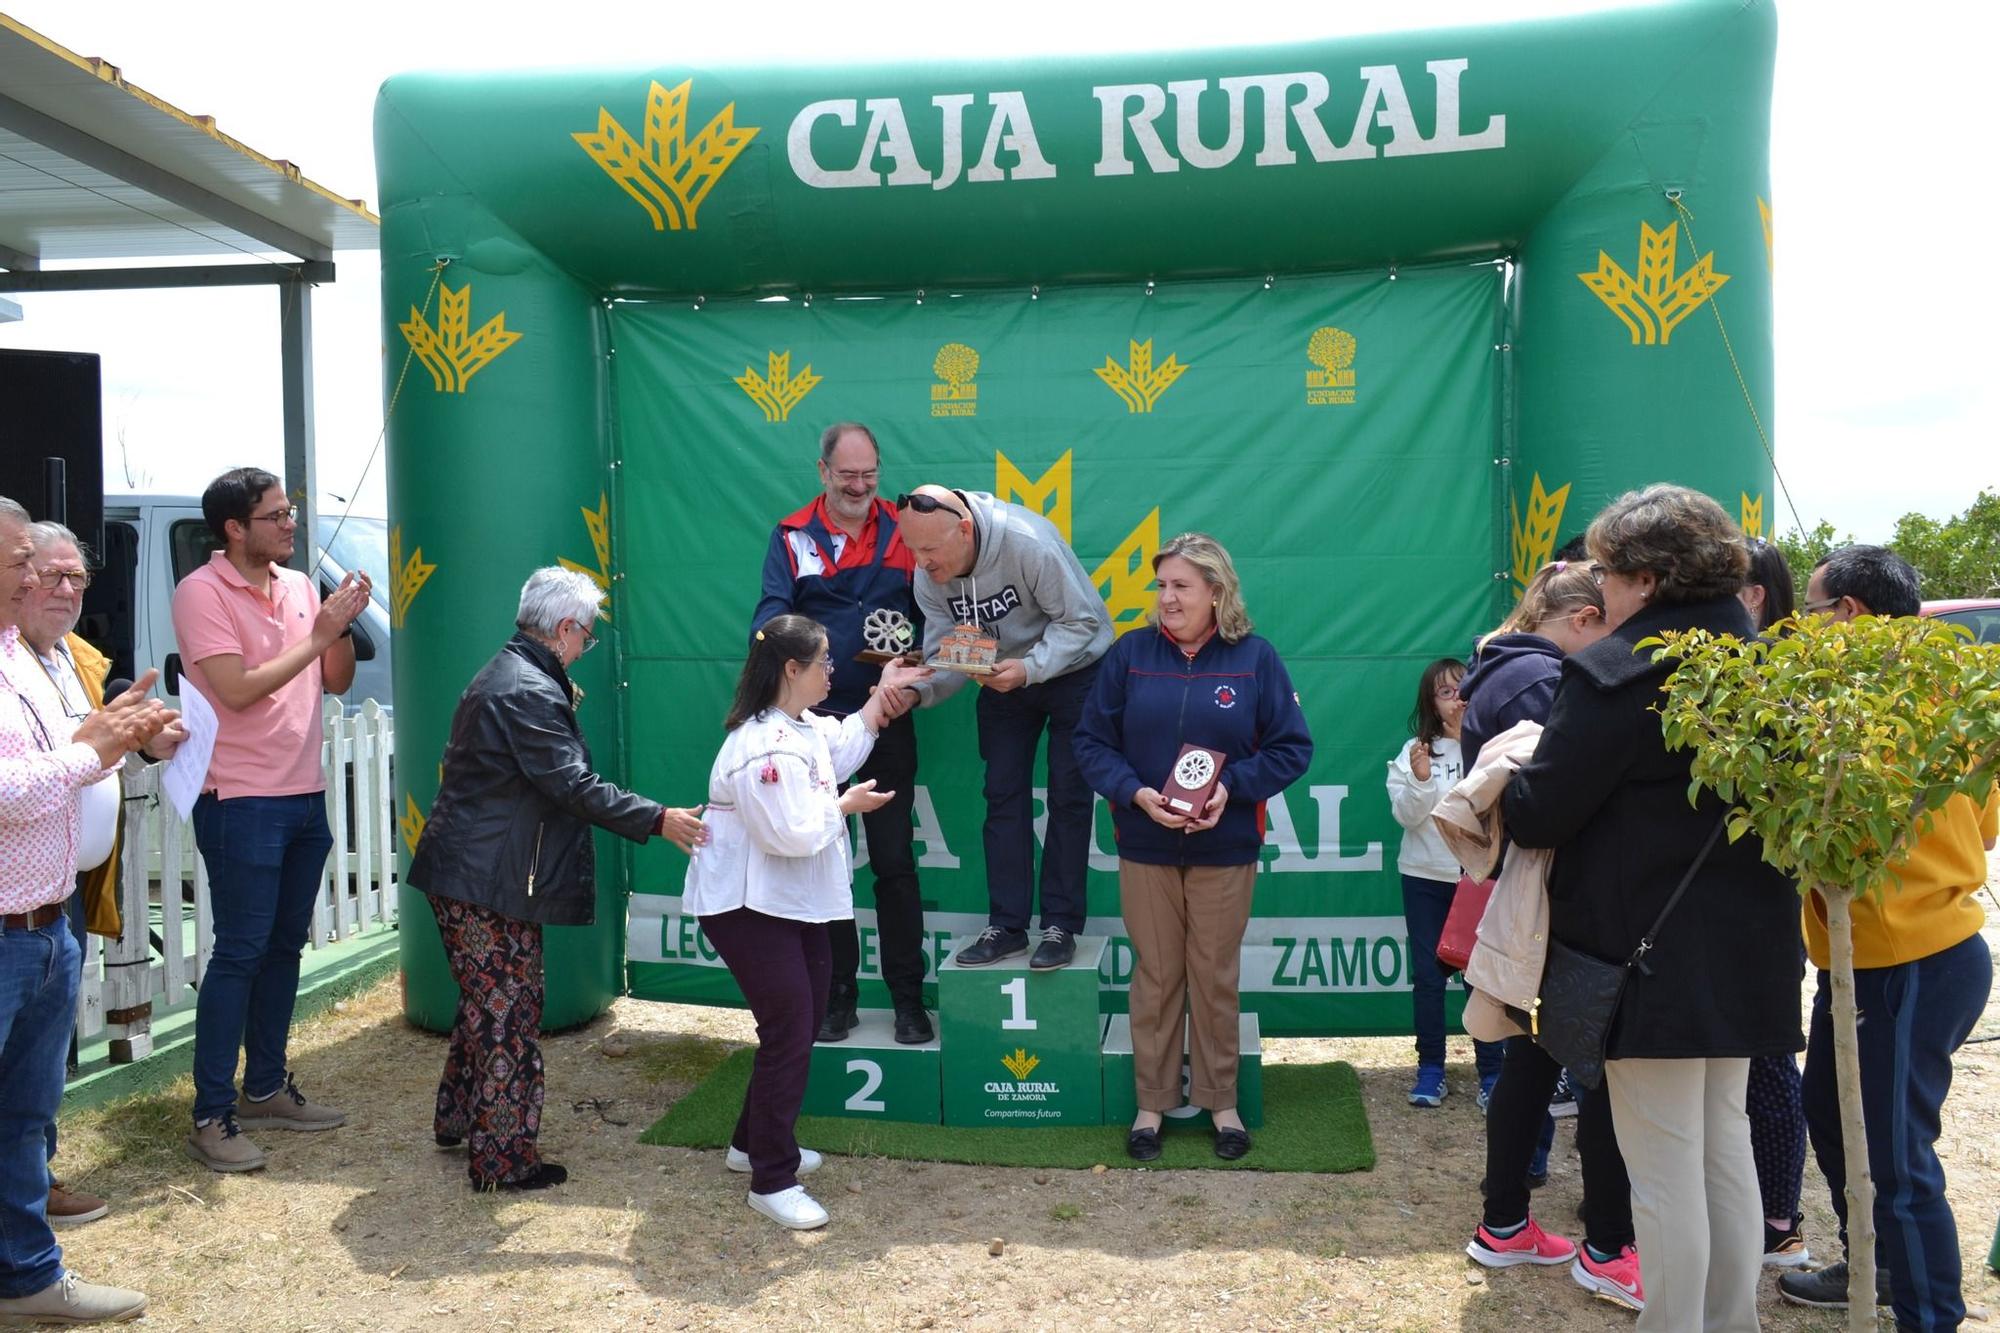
left=0, top=12, right=378, bottom=266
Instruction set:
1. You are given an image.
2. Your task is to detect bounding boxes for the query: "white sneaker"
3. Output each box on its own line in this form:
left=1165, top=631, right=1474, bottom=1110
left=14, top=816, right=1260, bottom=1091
left=747, top=1185, right=829, bottom=1230
left=726, top=1145, right=821, bottom=1175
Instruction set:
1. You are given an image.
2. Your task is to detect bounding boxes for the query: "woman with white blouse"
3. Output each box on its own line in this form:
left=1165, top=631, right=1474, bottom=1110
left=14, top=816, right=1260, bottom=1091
left=682, top=613, right=929, bottom=1230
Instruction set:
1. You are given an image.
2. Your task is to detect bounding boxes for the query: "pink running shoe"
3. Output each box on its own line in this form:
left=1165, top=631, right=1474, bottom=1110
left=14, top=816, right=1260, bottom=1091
left=1572, top=1244, right=1645, bottom=1311
left=1465, top=1217, right=1578, bottom=1268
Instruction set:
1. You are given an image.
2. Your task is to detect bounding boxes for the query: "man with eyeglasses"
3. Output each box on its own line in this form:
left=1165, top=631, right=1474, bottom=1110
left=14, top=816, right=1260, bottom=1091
left=170, top=468, right=373, bottom=1174
left=19, top=521, right=187, bottom=1235
left=1776, top=545, right=1998, bottom=1326
left=894, top=484, right=1113, bottom=970
left=753, top=423, right=934, bottom=1044
left=1, top=494, right=175, bottom=1325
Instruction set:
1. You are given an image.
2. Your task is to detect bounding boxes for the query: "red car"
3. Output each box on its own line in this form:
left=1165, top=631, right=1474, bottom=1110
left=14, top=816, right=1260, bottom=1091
left=1921, top=598, right=2000, bottom=644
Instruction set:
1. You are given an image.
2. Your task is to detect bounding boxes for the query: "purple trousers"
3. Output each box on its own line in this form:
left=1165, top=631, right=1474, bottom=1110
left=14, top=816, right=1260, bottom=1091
left=700, top=907, right=831, bottom=1195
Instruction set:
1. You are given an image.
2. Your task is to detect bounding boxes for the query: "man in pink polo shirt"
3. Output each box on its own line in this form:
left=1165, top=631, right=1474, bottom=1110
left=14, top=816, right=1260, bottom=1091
left=172, top=468, right=371, bottom=1173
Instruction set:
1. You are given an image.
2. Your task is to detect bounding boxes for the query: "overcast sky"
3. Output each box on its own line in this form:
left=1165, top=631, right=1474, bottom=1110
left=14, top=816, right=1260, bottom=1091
left=2, top=0, right=1993, bottom=541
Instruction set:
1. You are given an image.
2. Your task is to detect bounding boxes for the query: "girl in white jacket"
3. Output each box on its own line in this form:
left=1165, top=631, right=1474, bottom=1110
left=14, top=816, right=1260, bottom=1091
left=1385, top=656, right=1500, bottom=1106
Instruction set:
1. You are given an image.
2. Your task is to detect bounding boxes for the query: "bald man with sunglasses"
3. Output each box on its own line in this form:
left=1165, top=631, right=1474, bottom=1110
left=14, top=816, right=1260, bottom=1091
left=894, top=485, right=1111, bottom=971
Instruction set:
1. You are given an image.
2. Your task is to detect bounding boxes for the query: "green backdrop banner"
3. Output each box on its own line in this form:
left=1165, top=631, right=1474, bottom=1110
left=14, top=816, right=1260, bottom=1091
left=378, top=0, right=1776, bottom=1034
left=615, top=267, right=1503, bottom=1034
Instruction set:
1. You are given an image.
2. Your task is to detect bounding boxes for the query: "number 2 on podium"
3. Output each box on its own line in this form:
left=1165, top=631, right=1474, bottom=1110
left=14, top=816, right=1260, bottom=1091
left=999, top=976, right=1037, bottom=1031
left=845, top=1059, right=886, bottom=1113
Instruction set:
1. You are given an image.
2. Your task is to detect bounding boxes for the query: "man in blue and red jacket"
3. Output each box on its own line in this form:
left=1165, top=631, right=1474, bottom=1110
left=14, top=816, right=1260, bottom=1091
left=752, top=423, right=931, bottom=1044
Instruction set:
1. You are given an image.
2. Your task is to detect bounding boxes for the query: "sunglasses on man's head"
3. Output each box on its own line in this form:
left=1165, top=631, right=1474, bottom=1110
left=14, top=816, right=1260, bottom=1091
left=894, top=493, right=965, bottom=520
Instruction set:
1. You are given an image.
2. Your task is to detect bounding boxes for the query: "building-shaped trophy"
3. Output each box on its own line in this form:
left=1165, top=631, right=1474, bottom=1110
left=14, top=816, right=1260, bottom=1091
left=930, top=623, right=999, bottom=674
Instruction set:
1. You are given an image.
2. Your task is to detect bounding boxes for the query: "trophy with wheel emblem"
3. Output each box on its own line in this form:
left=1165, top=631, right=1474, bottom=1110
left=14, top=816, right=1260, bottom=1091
left=856, top=607, right=920, bottom=665
left=1161, top=743, right=1226, bottom=815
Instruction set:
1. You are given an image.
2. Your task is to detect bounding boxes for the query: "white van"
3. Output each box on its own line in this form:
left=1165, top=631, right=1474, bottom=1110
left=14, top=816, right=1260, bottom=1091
left=83, top=495, right=393, bottom=712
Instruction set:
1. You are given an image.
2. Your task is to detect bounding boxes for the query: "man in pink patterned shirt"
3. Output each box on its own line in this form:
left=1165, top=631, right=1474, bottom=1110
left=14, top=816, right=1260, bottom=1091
left=0, top=494, right=174, bottom=1326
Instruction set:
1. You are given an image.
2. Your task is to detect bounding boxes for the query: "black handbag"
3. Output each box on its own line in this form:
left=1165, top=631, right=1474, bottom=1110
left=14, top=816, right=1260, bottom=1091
left=1533, top=817, right=1727, bottom=1091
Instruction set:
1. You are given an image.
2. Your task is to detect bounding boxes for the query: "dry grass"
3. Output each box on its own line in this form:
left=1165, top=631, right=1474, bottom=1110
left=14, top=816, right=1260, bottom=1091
left=51, top=920, right=2000, bottom=1332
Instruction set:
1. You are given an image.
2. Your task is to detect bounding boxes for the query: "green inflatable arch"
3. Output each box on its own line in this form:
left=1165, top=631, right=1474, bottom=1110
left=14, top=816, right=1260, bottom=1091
left=378, top=0, right=1775, bottom=1034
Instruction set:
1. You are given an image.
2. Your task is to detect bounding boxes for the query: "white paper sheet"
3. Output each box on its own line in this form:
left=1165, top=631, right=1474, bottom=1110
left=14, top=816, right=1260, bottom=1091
left=161, top=678, right=218, bottom=820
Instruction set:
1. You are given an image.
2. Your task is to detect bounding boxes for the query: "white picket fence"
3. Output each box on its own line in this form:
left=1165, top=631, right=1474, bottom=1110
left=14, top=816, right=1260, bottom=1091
left=75, top=699, right=398, bottom=1059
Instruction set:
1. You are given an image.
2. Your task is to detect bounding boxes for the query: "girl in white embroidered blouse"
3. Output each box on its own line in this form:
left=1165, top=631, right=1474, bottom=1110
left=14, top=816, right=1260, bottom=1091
left=682, top=614, right=928, bottom=1231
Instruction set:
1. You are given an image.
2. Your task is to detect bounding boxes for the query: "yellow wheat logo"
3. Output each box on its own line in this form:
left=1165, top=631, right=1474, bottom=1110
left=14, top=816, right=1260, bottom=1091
left=1510, top=473, right=1572, bottom=591
left=932, top=342, right=980, bottom=418
left=1741, top=493, right=1765, bottom=539
left=736, top=350, right=821, bottom=423
left=558, top=492, right=615, bottom=619
left=399, top=793, right=427, bottom=858
left=1095, top=339, right=1188, bottom=414
left=388, top=525, right=435, bottom=630
left=1578, top=221, right=1730, bottom=345
left=1093, top=508, right=1161, bottom=639
left=1001, top=1048, right=1040, bottom=1080
left=997, top=450, right=1071, bottom=541
left=1305, top=326, right=1358, bottom=405
left=1756, top=197, right=1774, bottom=273
left=573, top=79, right=759, bottom=232
left=400, top=283, right=522, bottom=393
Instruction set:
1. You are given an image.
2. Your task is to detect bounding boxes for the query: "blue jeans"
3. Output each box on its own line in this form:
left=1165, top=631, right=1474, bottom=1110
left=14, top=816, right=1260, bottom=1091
left=1802, top=930, right=1991, bottom=1332
left=975, top=661, right=1098, bottom=935
left=0, top=919, right=79, bottom=1298
left=190, top=793, right=333, bottom=1124
left=1401, top=874, right=1505, bottom=1078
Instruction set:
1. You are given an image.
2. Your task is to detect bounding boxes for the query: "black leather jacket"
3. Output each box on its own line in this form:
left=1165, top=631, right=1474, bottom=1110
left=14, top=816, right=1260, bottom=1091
left=409, top=634, right=662, bottom=926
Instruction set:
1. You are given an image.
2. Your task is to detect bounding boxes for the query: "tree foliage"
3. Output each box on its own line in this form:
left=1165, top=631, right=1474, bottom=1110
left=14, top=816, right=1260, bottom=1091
left=1890, top=488, right=2000, bottom=600
left=1774, top=488, right=2000, bottom=603
left=1645, top=616, right=2000, bottom=893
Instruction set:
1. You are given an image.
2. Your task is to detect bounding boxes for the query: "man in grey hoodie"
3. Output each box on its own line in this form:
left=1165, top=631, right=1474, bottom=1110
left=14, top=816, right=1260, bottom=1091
left=894, top=486, right=1112, bottom=969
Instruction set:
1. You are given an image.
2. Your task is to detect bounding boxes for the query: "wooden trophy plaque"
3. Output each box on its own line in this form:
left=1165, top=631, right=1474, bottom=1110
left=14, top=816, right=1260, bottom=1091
left=1162, top=744, right=1226, bottom=816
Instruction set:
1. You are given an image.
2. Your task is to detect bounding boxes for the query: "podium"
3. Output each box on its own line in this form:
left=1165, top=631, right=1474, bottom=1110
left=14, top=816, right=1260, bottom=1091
left=1099, top=1012, right=1264, bottom=1128
left=938, top=935, right=1106, bottom=1127
left=801, top=1009, right=941, bottom=1123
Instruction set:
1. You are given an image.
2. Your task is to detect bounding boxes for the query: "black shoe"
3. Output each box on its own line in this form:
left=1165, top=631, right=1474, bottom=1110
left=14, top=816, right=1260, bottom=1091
left=480, top=1163, right=568, bottom=1192
left=1028, top=926, right=1076, bottom=970
left=815, top=991, right=859, bottom=1043
left=435, top=1131, right=464, bottom=1148
left=1127, top=1127, right=1162, bottom=1162
left=893, top=1007, right=935, bottom=1044
left=1776, top=1260, right=1891, bottom=1310
left=1212, top=1126, right=1252, bottom=1161
left=954, top=927, right=1029, bottom=967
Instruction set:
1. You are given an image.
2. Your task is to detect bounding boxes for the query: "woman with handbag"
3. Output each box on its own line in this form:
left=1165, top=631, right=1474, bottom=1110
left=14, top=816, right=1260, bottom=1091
left=1458, top=560, right=1641, bottom=1309
left=1503, top=485, right=1804, bottom=1332
left=1386, top=657, right=1503, bottom=1108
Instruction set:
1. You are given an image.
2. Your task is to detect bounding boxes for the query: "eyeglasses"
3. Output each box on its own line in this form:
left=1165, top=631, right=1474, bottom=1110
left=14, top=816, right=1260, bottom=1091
left=894, top=493, right=965, bottom=520
left=569, top=620, right=599, bottom=654
left=1799, top=596, right=1842, bottom=614
left=250, top=506, right=299, bottom=525
left=814, top=654, right=835, bottom=676
left=827, top=468, right=879, bottom=486
left=35, top=567, right=91, bottom=591
left=1587, top=562, right=1607, bottom=587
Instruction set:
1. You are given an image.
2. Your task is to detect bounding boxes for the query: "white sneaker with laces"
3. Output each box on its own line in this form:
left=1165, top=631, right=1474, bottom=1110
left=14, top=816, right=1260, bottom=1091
left=727, top=1145, right=821, bottom=1175
left=748, top=1185, right=830, bottom=1230
left=0, top=1270, right=148, bottom=1324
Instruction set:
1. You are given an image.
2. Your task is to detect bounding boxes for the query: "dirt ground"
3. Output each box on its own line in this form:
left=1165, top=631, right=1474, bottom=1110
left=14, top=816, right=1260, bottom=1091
left=52, top=917, right=2000, bottom=1332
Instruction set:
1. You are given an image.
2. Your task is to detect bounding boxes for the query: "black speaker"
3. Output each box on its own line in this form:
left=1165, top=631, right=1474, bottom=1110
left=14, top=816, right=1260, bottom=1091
left=0, top=348, right=104, bottom=558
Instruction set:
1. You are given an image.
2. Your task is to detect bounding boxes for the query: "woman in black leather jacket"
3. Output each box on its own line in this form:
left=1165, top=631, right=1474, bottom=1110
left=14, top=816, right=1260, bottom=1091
left=409, top=567, right=704, bottom=1191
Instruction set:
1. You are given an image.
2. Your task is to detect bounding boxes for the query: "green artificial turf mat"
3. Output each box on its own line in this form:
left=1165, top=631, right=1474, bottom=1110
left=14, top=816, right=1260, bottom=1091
left=641, top=1050, right=1374, bottom=1172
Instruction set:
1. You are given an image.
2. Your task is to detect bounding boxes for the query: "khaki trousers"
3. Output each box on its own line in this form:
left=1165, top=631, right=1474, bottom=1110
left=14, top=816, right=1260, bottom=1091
left=1118, top=860, right=1256, bottom=1112
left=1603, top=1057, right=1762, bottom=1333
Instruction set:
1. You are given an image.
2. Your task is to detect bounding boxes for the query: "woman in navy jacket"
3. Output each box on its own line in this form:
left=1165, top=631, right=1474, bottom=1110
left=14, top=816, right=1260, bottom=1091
left=1074, top=533, right=1312, bottom=1161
